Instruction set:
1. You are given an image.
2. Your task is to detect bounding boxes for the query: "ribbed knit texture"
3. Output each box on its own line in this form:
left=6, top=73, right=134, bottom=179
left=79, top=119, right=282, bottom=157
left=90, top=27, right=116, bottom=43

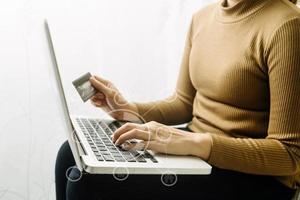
left=135, top=0, right=300, bottom=189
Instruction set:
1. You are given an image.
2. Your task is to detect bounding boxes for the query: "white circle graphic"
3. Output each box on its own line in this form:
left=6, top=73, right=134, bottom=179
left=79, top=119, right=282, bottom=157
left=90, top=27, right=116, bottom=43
left=66, top=166, right=82, bottom=182
left=113, top=167, right=130, bottom=181
left=161, top=171, right=177, bottom=187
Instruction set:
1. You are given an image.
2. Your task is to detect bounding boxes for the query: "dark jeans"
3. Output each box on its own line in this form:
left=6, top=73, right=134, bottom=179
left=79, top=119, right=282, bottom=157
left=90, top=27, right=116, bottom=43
left=55, top=141, right=296, bottom=200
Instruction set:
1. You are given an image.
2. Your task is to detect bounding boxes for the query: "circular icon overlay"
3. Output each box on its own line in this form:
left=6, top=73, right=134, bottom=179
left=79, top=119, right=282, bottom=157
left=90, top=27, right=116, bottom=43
left=155, top=126, right=172, bottom=142
left=113, top=167, right=129, bottom=181
left=161, top=171, right=177, bottom=187
left=66, top=166, right=82, bottom=182
left=113, top=92, right=129, bottom=107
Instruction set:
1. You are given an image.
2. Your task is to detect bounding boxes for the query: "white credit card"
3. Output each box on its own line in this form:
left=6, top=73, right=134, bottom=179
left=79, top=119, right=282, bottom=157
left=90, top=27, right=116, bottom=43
left=72, top=72, right=97, bottom=102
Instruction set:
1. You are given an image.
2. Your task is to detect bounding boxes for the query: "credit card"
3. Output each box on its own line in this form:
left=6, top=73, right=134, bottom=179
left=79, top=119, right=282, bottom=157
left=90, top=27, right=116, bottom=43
left=72, top=72, right=97, bottom=102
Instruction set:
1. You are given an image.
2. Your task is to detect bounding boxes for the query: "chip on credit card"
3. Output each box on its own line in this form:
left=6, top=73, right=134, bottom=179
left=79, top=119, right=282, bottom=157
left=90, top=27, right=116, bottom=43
left=72, top=72, right=97, bottom=102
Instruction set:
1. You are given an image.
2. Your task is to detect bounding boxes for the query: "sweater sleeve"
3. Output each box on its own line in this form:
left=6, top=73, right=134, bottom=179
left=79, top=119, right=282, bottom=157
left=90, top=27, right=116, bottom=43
left=134, top=19, right=196, bottom=125
left=207, top=18, right=300, bottom=180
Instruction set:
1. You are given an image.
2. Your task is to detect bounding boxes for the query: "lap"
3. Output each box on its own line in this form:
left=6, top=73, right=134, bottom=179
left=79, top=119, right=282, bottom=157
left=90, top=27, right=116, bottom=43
left=57, top=141, right=295, bottom=200
left=67, top=168, right=291, bottom=200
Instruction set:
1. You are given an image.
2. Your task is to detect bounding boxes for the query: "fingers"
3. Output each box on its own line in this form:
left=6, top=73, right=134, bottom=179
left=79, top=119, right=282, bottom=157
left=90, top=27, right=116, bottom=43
left=124, top=141, right=162, bottom=152
left=115, top=129, right=151, bottom=146
left=90, top=93, right=106, bottom=107
left=90, top=76, right=114, bottom=96
left=122, top=141, right=146, bottom=151
left=94, top=75, right=109, bottom=84
left=94, top=92, right=105, bottom=99
left=112, top=123, right=139, bottom=142
left=112, top=121, right=175, bottom=154
left=92, top=93, right=104, bottom=100
left=113, top=121, right=156, bottom=143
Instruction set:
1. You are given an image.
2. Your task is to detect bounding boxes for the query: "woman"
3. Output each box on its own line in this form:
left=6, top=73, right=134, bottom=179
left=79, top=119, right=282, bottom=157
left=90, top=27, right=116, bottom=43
left=55, top=0, right=300, bottom=199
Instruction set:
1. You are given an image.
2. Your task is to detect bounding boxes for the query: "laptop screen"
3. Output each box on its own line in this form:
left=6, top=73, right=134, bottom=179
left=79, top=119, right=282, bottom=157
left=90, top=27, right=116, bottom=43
left=45, top=20, right=83, bottom=170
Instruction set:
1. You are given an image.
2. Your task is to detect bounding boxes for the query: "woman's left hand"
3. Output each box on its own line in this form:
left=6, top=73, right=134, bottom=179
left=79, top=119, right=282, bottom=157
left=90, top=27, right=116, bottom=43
left=112, top=121, right=212, bottom=161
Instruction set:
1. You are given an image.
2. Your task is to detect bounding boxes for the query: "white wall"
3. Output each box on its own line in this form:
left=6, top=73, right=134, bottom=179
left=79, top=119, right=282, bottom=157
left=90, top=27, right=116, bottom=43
left=0, top=0, right=214, bottom=199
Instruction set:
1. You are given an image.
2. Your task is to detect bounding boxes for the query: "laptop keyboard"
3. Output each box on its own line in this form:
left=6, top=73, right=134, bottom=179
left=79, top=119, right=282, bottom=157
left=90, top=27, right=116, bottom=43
left=75, top=118, right=158, bottom=163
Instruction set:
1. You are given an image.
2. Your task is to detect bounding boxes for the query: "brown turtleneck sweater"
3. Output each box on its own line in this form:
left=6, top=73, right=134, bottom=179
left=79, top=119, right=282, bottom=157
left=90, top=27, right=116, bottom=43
left=135, top=0, right=300, bottom=189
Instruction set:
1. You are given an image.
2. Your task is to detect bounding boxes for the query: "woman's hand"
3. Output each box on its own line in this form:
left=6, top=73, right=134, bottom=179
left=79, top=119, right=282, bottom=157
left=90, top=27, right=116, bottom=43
left=89, top=75, right=139, bottom=121
left=112, top=121, right=212, bottom=160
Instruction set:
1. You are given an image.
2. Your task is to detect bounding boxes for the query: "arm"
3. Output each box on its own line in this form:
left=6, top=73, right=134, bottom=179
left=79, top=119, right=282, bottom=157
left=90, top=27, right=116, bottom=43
left=206, top=18, right=300, bottom=178
left=135, top=19, right=196, bottom=125
left=111, top=16, right=300, bottom=189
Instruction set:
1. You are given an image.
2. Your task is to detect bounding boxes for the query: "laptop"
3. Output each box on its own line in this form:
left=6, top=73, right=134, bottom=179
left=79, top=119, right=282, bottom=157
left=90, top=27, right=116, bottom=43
left=45, top=20, right=212, bottom=175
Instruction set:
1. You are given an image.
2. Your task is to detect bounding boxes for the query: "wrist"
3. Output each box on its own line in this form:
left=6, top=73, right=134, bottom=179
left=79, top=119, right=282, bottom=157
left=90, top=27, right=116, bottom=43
left=189, top=133, right=212, bottom=161
left=121, top=102, right=142, bottom=123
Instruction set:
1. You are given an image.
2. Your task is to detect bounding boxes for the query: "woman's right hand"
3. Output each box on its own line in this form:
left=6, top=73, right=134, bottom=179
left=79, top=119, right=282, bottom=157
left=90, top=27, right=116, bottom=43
left=89, top=75, right=139, bottom=121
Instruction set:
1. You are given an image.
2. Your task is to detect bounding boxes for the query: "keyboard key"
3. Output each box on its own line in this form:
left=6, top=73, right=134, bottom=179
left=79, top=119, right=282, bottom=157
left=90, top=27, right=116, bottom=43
left=129, top=150, right=140, bottom=157
left=121, top=152, right=131, bottom=156
left=98, top=147, right=107, bottom=151
left=103, top=155, right=114, bottom=161
left=106, top=132, right=112, bottom=136
left=113, top=121, right=122, bottom=128
left=99, top=121, right=107, bottom=129
left=150, top=158, right=158, bottom=163
left=95, top=152, right=101, bottom=156
left=127, top=158, right=136, bottom=162
left=110, top=150, right=119, bottom=154
left=124, top=155, right=135, bottom=162
left=143, top=152, right=154, bottom=159
left=108, top=123, right=117, bottom=132
left=114, top=156, right=125, bottom=162
left=101, top=151, right=111, bottom=155
left=116, top=158, right=126, bottom=162
left=97, top=156, right=104, bottom=161
left=111, top=151, right=120, bottom=155
left=136, top=157, right=147, bottom=163
left=97, top=146, right=106, bottom=149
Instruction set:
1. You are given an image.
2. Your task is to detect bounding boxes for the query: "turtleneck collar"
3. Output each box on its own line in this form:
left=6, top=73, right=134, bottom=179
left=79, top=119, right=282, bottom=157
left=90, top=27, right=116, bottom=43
left=216, top=0, right=272, bottom=23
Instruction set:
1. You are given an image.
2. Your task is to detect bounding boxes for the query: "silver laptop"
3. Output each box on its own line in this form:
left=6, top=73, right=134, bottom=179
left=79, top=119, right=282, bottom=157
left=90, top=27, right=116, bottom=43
left=45, top=20, right=211, bottom=175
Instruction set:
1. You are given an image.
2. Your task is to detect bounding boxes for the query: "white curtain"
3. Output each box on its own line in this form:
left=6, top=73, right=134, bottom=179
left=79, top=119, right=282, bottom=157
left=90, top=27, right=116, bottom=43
left=0, top=0, right=215, bottom=199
